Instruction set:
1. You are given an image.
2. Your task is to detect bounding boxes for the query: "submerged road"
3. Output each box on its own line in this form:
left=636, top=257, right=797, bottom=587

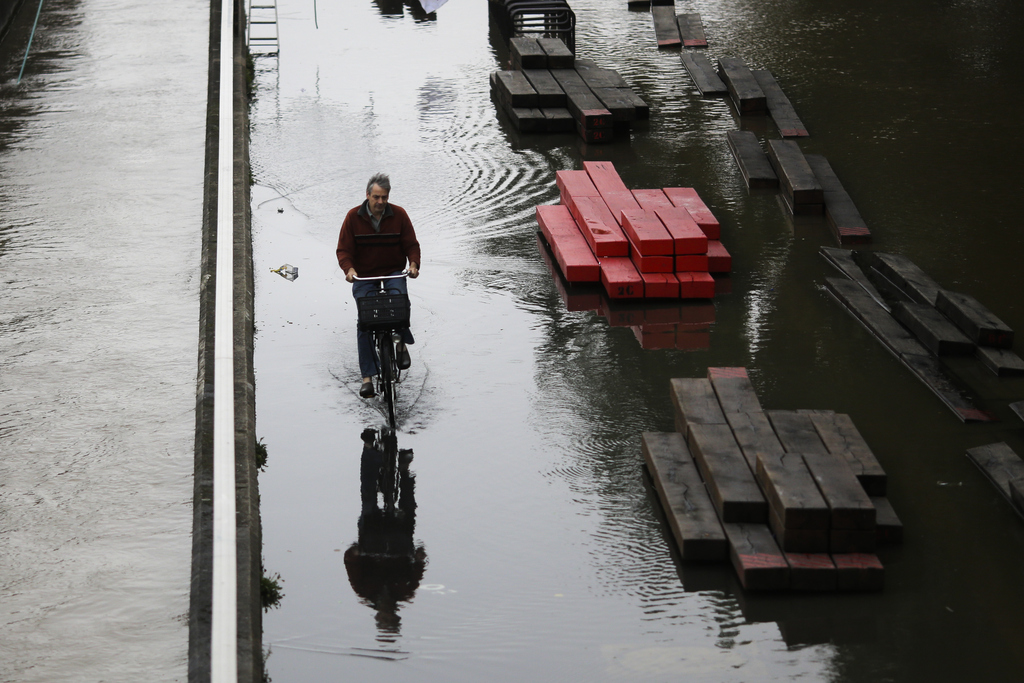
left=0, top=0, right=208, bottom=679
left=253, top=1, right=1024, bottom=682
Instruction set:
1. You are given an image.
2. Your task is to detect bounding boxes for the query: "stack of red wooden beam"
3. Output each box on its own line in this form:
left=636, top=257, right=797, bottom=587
left=536, top=161, right=731, bottom=300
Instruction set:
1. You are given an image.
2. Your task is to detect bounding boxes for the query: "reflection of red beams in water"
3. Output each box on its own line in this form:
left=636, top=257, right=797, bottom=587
left=537, top=232, right=716, bottom=351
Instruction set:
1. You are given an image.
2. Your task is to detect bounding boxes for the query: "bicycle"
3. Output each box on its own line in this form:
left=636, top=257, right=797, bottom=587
left=354, top=271, right=410, bottom=429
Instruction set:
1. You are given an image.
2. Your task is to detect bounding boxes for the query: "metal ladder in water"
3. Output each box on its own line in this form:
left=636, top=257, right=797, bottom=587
left=247, top=0, right=280, bottom=56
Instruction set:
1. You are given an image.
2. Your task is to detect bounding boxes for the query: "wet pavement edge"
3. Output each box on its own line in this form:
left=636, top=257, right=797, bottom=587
left=190, top=0, right=262, bottom=680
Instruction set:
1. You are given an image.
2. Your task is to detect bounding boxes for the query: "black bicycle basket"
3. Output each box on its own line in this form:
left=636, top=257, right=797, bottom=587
left=357, top=291, right=410, bottom=331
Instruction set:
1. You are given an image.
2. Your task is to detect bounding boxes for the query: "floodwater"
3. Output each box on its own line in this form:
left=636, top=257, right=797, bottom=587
left=253, top=1, right=1024, bottom=681
left=0, top=0, right=207, bottom=680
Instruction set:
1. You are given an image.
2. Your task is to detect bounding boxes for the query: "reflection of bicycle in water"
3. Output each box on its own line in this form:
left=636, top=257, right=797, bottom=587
left=344, top=427, right=426, bottom=640
left=353, top=272, right=410, bottom=429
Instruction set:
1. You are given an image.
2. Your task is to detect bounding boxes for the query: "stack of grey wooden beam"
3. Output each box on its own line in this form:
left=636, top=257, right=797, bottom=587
left=489, top=36, right=649, bottom=142
left=822, top=247, right=1024, bottom=421
left=642, top=366, right=902, bottom=592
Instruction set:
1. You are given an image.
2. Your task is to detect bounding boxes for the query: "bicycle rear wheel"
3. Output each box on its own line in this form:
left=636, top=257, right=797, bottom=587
left=378, top=335, right=397, bottom=429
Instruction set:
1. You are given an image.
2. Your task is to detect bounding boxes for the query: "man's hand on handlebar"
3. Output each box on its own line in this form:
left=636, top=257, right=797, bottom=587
left=408, top=263, right=419, bottom=279
left=346, top=268, right=357, bottom=283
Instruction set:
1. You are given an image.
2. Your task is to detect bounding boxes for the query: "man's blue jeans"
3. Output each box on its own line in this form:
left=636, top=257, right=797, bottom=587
left=352, top=272, right=414, bottom=379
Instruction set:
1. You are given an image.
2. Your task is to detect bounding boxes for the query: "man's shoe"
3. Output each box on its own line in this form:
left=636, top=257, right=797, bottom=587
left=359, top=381, right=375, bottom=398
left=396, top=342, right=411, bottom=370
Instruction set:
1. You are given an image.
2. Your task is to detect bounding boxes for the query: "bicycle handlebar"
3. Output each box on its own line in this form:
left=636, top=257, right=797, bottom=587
left=352, top=270, right=410, bottom=282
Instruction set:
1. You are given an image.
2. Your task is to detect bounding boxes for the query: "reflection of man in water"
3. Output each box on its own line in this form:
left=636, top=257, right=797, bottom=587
left=344, top=429, right=426, bottom=639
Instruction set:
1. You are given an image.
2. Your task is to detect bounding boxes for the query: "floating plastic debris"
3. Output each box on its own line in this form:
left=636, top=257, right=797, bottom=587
left=270, top=264, right=298, bottom=281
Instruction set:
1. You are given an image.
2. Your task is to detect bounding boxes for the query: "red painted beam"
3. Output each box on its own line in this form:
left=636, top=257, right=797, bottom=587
left=632, top=188, right=674, bottom=213
left=567, top=196, right=629, bottom=257
left=654, top=207, right=708, bottom=255
left=663, top=187, right=721, bottom=239
left=641, top=272, right=680, bottom=298
left=707, top=240, right=732, bottom=273
left=583, top=160, right=630, bottom=195
left=535, top=204, right=601, bottom=283
left=621, top=209, right=674, bottom=256
left=675, top=253, right=709, bottom=272
left=600, top=256, right=644, bottom=299
left=678, top=271, right=715, bottom=299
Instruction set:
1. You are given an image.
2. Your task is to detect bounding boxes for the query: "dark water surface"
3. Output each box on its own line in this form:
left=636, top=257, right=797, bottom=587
left=0, top=0, right=207, bottom=680
left=253, top=1, right=1024, bottom=681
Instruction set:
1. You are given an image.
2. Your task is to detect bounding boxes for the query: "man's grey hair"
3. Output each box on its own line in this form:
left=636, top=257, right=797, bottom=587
left=366, top=173, right=391, bottom=195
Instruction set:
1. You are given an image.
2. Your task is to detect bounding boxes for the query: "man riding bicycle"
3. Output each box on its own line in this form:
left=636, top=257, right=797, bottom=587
left=336, top=173, right=420, bottom=398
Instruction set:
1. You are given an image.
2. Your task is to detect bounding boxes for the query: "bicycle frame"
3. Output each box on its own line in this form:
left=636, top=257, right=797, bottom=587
left=354, top=271, right=410, bottom=428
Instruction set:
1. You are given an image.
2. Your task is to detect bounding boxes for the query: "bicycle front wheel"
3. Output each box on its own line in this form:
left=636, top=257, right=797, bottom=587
left=378, top=336, right=397, bottom=429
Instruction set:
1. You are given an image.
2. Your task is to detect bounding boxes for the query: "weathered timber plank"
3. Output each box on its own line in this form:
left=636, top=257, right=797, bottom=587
left=819, top=247, right=886, bottom=309
left=802, top=451, right=876, bottom=530
left=825, top=278, right=930, bottom=357
left=756, top=451, right=830, bottom=530
left=830, top=528, right=876, bottom=554
left=508, top=106, right=545, bottom=132
left=670, top=377, right=727, bottom=432
left=832, top=553, right=884, bottom=592
left=541, top=107, right=574, bottom=132
left=727, top=411, right=784, bottom=472
left=537, top=37, right=574, bottom=69
left=785, top=553, right=837, bottom=591
left=676, top=13, right=708, bottom=47
left=717, top=57, right=767, bottom=114
left=769, top=506, right=828, bottom=553
left=591, top=87, right=637, bottom=122
left=1010, top=477, right=1024, bottom=516
left=688, top=423, right=767, bottom=523
left=871, top=497, right=903, bottom=544
left=723, top=523, right=790, bottom=590
left=1011, top=401, right=1024, bottom=423
left=751, top=69, right=807, bottom=137
left=492, top=70, right=539, bottom=107
left=574, top=58, right=629, bottom=88
left=510, top=36, right=547, bottom=70
left=766, top=410, right=828, bottom=455
left=726, top=130, right=779, bottom=189
left=621, top=89, right=650, bottom=119
left=806, top=411, right=887, bottom=497
left=891, top=301, right=975, bottom=356
left=766, top=139, right=822, bottom=205
left=642, top=432, right=728, bottom=561
left=652, top=5, right=681, bottom=46
left=708, top=366, right=763, bottom=414
left=900, top=353, right=994, bottom=423
left=935, top=290, right=1014, bottom=348
left=521, top=69, right=567, bottom=108
left=550, top=69, right=614, bottom=129
left=977, top=346, right=1024, bottom=377
left=680, top=52, right=727, bottom=96
left=867, top=252, right=944, bottom=306
left=804, top=154, right=871, bottom=245
left=966, top=442, right=1024, bottom=501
